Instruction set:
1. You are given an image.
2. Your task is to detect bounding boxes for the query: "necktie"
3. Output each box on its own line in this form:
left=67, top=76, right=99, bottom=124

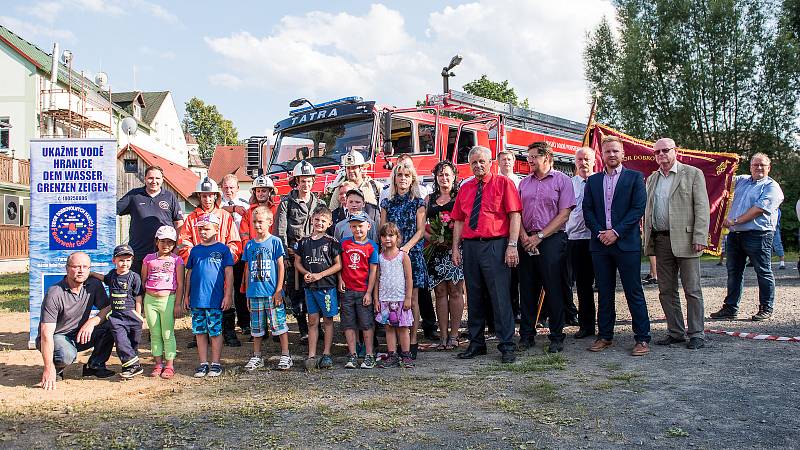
left=469, top=180, right=483, bottom=230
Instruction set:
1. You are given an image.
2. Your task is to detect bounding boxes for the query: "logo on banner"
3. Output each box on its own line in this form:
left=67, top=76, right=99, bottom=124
left=49, top=204, right=97, bottom=250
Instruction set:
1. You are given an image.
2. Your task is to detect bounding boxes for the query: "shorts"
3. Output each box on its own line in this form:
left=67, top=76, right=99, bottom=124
left=191, top=308, right=223, bottom=336
left=375, top=301, right=413, bottom=327
left=305, top=288, right=339, bottom=318
left=339, top=290, right=375, bottom=331
left=248, top=297, right=289, bottom=337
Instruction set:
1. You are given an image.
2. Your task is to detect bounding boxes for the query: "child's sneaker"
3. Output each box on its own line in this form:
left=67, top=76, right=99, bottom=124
left=244, top=356, right=264, bottom=372
left=277, top=354, right=293, bottom=371
left=120, top=363, right=143, bottom=379
left=400, top=352, right=415, bottom=368
left=379, top=352, right=400, bottom=368
left=193, top=363, right=209, bottom=378
left=360, top=354, right=376, bottom=369
left=355, top=342, right=367, bottom=359
left=207, top=363, right=223, bottom=377
left=344, top=353, right=358, bottom=369
left=304, top=356, right=318, bottom=372
left=318, top=354, right=334, bottom=370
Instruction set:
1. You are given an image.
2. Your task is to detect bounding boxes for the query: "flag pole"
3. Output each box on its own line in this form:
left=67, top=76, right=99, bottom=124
left=582, top=90, right=601, bottom=146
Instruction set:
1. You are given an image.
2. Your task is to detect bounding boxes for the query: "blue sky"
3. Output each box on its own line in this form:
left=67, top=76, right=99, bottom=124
left=2, top=0, right=615, bottom=140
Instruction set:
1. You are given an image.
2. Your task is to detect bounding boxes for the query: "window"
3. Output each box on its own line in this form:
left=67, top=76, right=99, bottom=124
left=0, top=117, right=9, bottom=150
left=456, top=129, right=477, bottom=164
left=417, top=124, right=436, bottom=154
left=132, top=104, right=142, bottom=120
left=445, top=126, right=457, bottom=161
left=388, top=117, right=413, bottom=155
left=123, top=159, right=138, bottom=173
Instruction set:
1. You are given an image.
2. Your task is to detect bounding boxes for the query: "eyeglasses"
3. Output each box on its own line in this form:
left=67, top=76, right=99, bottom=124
left=653, top=148, right=674, bottom=154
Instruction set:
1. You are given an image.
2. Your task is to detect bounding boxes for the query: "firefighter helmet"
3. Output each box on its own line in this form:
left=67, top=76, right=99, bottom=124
left=251, top=175, right=275, bottom=191
left=292, top=160, right=316, bottom=178
left=194, top=176, right=220, bottom=195
left=341, top=151, right=366, bottom=167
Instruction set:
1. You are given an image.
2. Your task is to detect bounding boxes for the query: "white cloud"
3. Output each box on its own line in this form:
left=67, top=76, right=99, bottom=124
left=73, top=0, right=124, bottom=15
left=131, top=0, right=180, bottom=25
left=205, top=1, right=615, bottom=123
left=209, top=73, right=243, bottom=89
left=20, top=0, right=180, bottom=25
left=0, top=15, right=75, bottom=41
left=18, top=1, right=64, bottom=23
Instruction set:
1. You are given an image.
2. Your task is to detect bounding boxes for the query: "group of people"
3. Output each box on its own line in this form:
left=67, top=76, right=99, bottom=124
left=36, top=136, right=785, bottom=389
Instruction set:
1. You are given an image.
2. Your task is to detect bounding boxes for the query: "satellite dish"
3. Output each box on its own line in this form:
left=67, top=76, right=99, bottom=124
left=95, top=72, right=108, bottom=89
left=61, top=50, right=72, bottom=64
left=121, top=117, right=138, bottom=137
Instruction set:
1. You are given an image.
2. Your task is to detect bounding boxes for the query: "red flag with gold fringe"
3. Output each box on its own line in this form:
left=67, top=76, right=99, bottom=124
left=587, top=124, right=739, bottom=255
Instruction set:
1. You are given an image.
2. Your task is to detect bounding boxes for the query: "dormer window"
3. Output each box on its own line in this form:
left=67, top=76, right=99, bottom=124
left=133, top=104, right=141, bottom=120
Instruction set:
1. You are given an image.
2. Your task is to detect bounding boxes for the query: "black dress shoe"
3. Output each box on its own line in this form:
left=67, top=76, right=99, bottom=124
left=565, top=316, right=580, bottom=327
left=518, top=338, right=536, bottom=351
left=82, top=364, right=115, bottom=378
left=457, top=346, right=487, bottom=359
left=501, top=351, right=516, bottom=363
left=224, top=332, right=242, bottom=347
left=548, top=340, right=564, bottom=353
left=687, top=337, right=705, bottom=349
left=574, top=329, right=595, bottom=339
left=655, top=335, right=687, bottom=346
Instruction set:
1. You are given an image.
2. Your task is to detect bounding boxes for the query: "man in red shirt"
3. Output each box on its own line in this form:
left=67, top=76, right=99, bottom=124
left=451, top=146, right=522, bottom=363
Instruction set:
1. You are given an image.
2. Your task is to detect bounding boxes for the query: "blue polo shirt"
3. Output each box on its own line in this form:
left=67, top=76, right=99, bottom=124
left=186, top=242, right=234, bottom=309
left=728, top=175, right=784, bottom=232
left=117, top=187, right=183, bottom=257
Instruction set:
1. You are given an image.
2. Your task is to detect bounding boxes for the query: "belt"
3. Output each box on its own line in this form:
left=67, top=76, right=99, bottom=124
left=463, top=236, right=505, bottom=242
left=652, top=229, right=670, bottom=237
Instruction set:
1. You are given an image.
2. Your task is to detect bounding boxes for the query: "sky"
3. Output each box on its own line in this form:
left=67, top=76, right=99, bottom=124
left=1, top=0, right=617, bottom=141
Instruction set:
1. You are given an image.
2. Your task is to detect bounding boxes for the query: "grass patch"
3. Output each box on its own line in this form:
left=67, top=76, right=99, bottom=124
left=484, top=353, right=567, bottom=373
left=522, top=381, right=559, bottom=403
left=665, top=426, right=689, bottom=438
left=608, top=372, right=643, bottom=383
left=0, top=272, right=28, bottom=312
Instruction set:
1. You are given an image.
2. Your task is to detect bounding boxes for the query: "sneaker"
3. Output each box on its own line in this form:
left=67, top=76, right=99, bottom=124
left=379, top=352, right=400, bottom=368
left=120, top=363, right=143, bottom=379
left=277, top=354, right=293, bottom=370
left=208, top=363, right=223, bottom=377
left=779, top=264, right=786, bottom=270
left=318, top=354, right=333, bottom=370
left=82, top=364, right=115, bottom=378
left=751, top=308, right=773, bottom=321
left=400, top=352, right=415, bottom=368
left=244, top=356, right=264, bottom=372
left=344, top=353, right=358, bottom=369
left=361, top=354, right=377, bottom=369
left=355, top=342, right=367, bottom=359
left=193, top=363, right=209, bottom=378
left=304, top=356, right=318, bottom=371
left=710, top=306, right=737, bottom=319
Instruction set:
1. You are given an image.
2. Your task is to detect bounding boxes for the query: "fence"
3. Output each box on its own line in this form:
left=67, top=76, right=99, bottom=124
left=0, top=156, right=29, bottom=186
left=0, top=225, right=29, bottom=258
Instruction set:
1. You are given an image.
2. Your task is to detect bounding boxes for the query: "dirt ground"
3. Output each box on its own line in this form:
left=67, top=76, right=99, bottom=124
left=1, top=261, right=799, bottom=449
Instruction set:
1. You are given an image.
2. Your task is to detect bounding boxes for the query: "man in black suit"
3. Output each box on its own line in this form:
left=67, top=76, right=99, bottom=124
left=582, top=135, right=651, bottom=356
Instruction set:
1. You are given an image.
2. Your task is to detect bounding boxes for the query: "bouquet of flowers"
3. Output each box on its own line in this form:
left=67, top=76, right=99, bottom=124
left=424, top=211, right=454, bottom=262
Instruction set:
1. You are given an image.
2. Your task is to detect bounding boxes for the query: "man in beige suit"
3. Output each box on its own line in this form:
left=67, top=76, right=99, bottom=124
left=643, top=138, right=710, bottom=350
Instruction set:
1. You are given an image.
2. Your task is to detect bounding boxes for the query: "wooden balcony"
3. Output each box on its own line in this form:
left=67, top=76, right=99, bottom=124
left=0, top=155, right=29, bottom=186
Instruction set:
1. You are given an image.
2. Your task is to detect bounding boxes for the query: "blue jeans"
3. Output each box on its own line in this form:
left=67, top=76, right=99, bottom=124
left=772, top=227, right=784, bottom=257
left=35, top=321, right=115, bottom=370
left=723, top=230, right=775, bottom=312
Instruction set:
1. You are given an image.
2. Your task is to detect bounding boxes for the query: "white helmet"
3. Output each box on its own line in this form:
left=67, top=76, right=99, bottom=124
left=251, top=175, right=275, bottom=191
left=194, top=176, right=220, bottom=195
left=341, top=151, right=366, bottom=167
left=292, top=160, right=316, bottom=178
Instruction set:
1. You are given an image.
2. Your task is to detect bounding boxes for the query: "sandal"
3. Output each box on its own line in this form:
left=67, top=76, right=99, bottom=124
left=160, top=366, right=175, bottom=379
left=150, top=364, right=163, bottom=377
left=436, top=342, right=447, bottom=351
left=445, top=337, right=459, bottom=350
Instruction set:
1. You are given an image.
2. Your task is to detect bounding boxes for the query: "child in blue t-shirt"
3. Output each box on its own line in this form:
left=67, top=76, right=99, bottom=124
left=184, top=213, right=234, bottom=378
left=242, top=206, right=292, bottom=371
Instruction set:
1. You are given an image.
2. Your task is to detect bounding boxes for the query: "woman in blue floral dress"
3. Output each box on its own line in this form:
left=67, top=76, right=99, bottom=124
left=424, top=161, right=464, bottom=350
left=380, top=161, right=427, bottom=356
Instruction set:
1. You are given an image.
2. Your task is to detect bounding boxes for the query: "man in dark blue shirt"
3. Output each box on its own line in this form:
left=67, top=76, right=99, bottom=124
left=117, top=165, right=184, bottom=275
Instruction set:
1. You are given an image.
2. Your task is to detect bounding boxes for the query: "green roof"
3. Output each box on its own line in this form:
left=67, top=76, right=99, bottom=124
left=0, top=24, right=103, bottom=93
left=111, top=91, right=169, bottom=126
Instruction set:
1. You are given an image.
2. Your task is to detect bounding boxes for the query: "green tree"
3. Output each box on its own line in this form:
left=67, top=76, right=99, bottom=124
left=463, top=75, right=530, bottom=108
left=584, top=0, right=800, bottom=158
left=182, top=97, right=239, bottom=159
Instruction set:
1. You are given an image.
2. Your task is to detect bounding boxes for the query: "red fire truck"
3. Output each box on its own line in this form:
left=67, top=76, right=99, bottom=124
left=247, top=90, right=586, bottom=195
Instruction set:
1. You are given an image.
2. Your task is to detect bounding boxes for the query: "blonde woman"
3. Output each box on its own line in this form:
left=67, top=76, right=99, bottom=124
left=380, top=161, right=427, bottom=358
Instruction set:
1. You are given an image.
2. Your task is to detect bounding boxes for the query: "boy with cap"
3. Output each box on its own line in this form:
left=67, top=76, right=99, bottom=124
left=334, top=189, right=378, bottom=243
left=338, top=212, right=379, bottom=369
left=183, top=213, right=234, bottom=378
left=90, top=244, right=145, bottom=379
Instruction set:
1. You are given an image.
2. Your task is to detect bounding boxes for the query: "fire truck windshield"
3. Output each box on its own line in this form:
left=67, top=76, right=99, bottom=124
left=270, top=117, right=373, bottom=174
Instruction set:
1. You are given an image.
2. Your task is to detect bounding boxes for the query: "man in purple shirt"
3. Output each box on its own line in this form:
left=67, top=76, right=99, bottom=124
left=517, top=142, right=576, bottom=353
left=582, top=135, right=650, bottom=356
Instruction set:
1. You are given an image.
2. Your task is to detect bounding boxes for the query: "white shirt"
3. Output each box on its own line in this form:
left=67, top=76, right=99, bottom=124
left=221, top=193, right=250, bottom=229
left=565, top=174, right=591, bottom=240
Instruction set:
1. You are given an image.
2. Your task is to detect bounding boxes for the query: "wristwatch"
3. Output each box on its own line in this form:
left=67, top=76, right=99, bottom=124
left=537, top=232, right=545, bottom=240
left=733, top=218, right=738, bottom=225
left=507, top=242, right=518, bottom=248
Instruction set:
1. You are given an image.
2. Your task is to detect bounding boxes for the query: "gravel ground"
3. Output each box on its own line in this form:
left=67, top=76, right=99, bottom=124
left=0, top=260, right=798, bottom=449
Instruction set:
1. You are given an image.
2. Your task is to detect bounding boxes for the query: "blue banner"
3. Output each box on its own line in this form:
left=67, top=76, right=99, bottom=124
left=29, top=139, right=117, bottom=346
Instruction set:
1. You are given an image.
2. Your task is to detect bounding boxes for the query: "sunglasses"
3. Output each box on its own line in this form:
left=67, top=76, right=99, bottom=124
left=653, top=147, right=674, bottom=154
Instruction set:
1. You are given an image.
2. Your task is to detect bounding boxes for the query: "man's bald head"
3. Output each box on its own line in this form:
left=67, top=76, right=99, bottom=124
left=65, top=252, right=91, bottom=285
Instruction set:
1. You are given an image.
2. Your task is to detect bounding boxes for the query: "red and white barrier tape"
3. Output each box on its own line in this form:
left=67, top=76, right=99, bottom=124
left=705, top=329, right=800, bottom=342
